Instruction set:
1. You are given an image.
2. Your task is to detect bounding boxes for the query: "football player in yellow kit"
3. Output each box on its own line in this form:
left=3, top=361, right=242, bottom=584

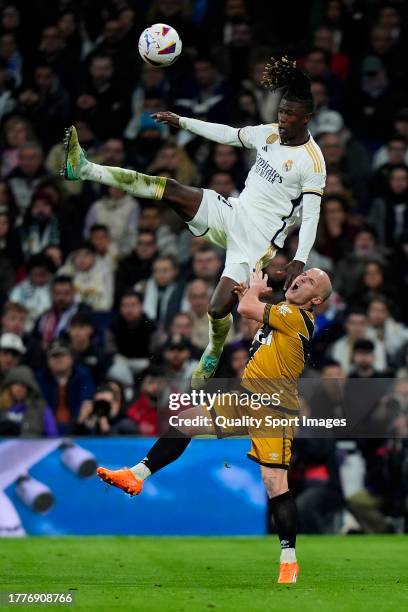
left=97, top=268, right=332, bottom=584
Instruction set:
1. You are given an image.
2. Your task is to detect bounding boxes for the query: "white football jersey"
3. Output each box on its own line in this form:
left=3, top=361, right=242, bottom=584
left=236, top=123, right=326, bottom=247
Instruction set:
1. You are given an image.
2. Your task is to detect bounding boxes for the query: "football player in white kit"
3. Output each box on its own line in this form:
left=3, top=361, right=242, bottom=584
left=62, top=57, right=326, bottom=389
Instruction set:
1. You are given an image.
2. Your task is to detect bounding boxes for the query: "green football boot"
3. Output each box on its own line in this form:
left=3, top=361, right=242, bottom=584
left=61, top=126, right=88, bottom=180
left=191, top=349, right=221, bottom=390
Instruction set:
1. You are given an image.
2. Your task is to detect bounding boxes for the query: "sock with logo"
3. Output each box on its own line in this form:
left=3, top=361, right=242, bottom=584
left=81, top=162, right=167, bottom=200
left=269, top=491, right=297, bottom=563
left=130, top=427, right=191, bottom=479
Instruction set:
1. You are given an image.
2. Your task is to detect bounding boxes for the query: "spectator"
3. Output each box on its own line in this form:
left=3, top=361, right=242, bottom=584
left=16, top=63, right=71, bottom=151
left=88, top=223, right=118, bottom=273
left=312, top=25, right=350, bottom=80
left=370, top=135, right=408, bottom=195
left=184, top=279, right=211, bottom=350
left=314, top=110, right=371, bottom=203
left=143, top=255, right=184, bottom=328
left=35, top=339, right=94, bottom=433
left=0, top=32, right=22, bottom=85
left=138, top=202, right=177, bottom=257
left=115, top=230, right=158, bottom=301
left=0, top=332, right=25, bottom=382
left=0, top=116, right=35, bottom=179
left=75, top=382, right=126, bottom=435
left=67, top=312, right=110, bottom=384
left=204, top=143, right=246, bottom=190
left=147, top=142, right=199, bottom=187
left=318, top=132, right=370, bottom=208
left=1, top=302, right=27, bottom=337
left=349, top=339, right=386, bottom=378
left=59, top=242, right=113, bottom=311
left=76, top=54, right=130, bottom=139
left=84, top=187, right=140, bottom=257
left=9, top=253, right=54, bottom=330
left=369, top=165, right=408, bottom=249
left=348, top=439, right=407, bottom=533
left=304, top=359, right=345, bottom=420
left=291, top=439, right=344, bottom=534
left=315, top=195, right=358, bottom=263
left=33, top=275, right=88, bottom=348
left=343, top=56, right=402, bottom=147
left=366, top=296, right=408, bottom=365
left=0, top=209, right=23, bottom=271
left=160, top=335, right=198, bottom=395
left=125, top=366, right=163, bottom=435
left=334, top=228, right=386, bottom=300
left=329, top=309, right=386, bottom=374
left=125, top=63, right=170, bottom=141
left=208, top=172, right=239, bottom=199
left=190, top=245, right=223, bottom=289
left=350, top=260, right=396, bottom=309
left=0, top=364, right=57, bottom=436
left=20, top=190, right=60, bottom=260
left=7, top=142, right=48, bottom=218
left=174, top=55, right=232, bottom=130
left=372, top=108, right=408, bottom=169
left=107, top=291, right=156, bottom=373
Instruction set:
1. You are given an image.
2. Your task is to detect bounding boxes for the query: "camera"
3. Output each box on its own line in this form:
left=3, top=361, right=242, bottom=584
left=92, top=399, right=111, bottom=418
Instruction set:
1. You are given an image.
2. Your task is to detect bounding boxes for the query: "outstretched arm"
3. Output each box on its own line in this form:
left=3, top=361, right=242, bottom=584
left=153, top=111, right=244, bottom=147
left=284, top=193, right=322, bottom=290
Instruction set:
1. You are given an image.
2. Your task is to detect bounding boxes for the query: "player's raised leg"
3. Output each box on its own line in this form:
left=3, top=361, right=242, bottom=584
left=97, top=406, right=213, bottom=495
left=261, top=466, right=299, bottom=584
left=61, top=125, right=202, bottom=221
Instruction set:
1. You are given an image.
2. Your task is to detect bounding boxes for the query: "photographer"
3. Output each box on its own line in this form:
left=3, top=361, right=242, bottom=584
left=75, top=382, right=126, bottom=435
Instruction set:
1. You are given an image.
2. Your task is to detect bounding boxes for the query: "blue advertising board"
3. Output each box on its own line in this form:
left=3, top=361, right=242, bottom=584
left=0, top=438, right=266, bottom=536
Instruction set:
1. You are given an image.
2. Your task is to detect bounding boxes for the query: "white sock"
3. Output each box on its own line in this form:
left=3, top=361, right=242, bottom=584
left=130, top=462, right=151, bottom=481
left=82, top=162, right=167, bottom=199
left=280, top=547, right=297, bottom=563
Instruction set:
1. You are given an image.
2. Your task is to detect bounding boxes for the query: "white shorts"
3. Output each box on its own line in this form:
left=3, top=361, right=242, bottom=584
left=187, top=189, right=278, bottom=283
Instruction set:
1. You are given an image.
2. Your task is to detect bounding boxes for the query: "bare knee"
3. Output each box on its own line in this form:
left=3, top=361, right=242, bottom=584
left=261, top=466, right=289, bottom=499
left=208, top=301, right=229, bottom=319
left=209, top=279, right=237, bottom=319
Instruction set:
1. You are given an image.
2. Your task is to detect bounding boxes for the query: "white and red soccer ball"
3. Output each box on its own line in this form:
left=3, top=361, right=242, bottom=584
left=138, top=23, right=182, bottom=67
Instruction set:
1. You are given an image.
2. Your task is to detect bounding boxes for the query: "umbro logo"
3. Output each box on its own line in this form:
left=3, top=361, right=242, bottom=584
left=278, top=304, right=292, bottom=316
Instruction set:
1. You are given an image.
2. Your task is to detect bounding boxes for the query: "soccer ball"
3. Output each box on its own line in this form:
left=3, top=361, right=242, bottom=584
left=138, top=23, right=182, bottom=67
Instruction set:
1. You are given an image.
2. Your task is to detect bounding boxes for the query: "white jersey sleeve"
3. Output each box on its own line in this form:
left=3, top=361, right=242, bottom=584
left=300, top=141, right=326, bottom=196
left=294, top=140, right=326, bottom=263
left=238, top=123, right=279, bottom=149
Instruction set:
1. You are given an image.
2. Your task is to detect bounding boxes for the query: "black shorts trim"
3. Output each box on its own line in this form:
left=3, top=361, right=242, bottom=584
left=187, top=225, right=210, bottom=238
left=237, top=128, right=246, bottom=148
left=247, top=454, right=289, bottom=469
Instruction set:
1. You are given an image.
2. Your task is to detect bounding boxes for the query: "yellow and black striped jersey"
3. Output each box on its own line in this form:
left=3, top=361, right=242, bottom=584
left=241, top=301, right=315, bottom=410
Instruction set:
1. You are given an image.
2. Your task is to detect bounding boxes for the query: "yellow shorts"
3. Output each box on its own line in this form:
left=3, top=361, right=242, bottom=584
left=208, top=391, right=295, bottom=470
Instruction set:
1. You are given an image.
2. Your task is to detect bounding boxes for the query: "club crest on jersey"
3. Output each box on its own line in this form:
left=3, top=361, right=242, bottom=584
left=266, top=133, right=279, bottom=145
left=278, top=303, right=292, bottom=316
left=282, top=160, right=293, bottom=172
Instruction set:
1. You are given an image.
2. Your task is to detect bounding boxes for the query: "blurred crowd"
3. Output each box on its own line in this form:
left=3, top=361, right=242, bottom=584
left=0, top=0, right=407, bottom=533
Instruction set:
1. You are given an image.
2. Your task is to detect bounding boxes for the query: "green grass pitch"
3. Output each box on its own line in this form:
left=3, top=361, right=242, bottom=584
left=1, top=536, right=407, bottom=611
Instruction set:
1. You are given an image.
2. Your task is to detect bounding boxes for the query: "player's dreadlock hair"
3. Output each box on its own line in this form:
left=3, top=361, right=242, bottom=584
left=262, top=56, right=314, bottom=113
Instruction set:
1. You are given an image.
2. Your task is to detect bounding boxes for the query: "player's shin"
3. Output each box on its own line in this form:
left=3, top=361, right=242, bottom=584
left=83, top=162, right=167, bottom=200
left=130, top=427, right=191, bottom=479
left=270, top=491, right=298, bottom=563
left=191, top=313, right=233, bottom=389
